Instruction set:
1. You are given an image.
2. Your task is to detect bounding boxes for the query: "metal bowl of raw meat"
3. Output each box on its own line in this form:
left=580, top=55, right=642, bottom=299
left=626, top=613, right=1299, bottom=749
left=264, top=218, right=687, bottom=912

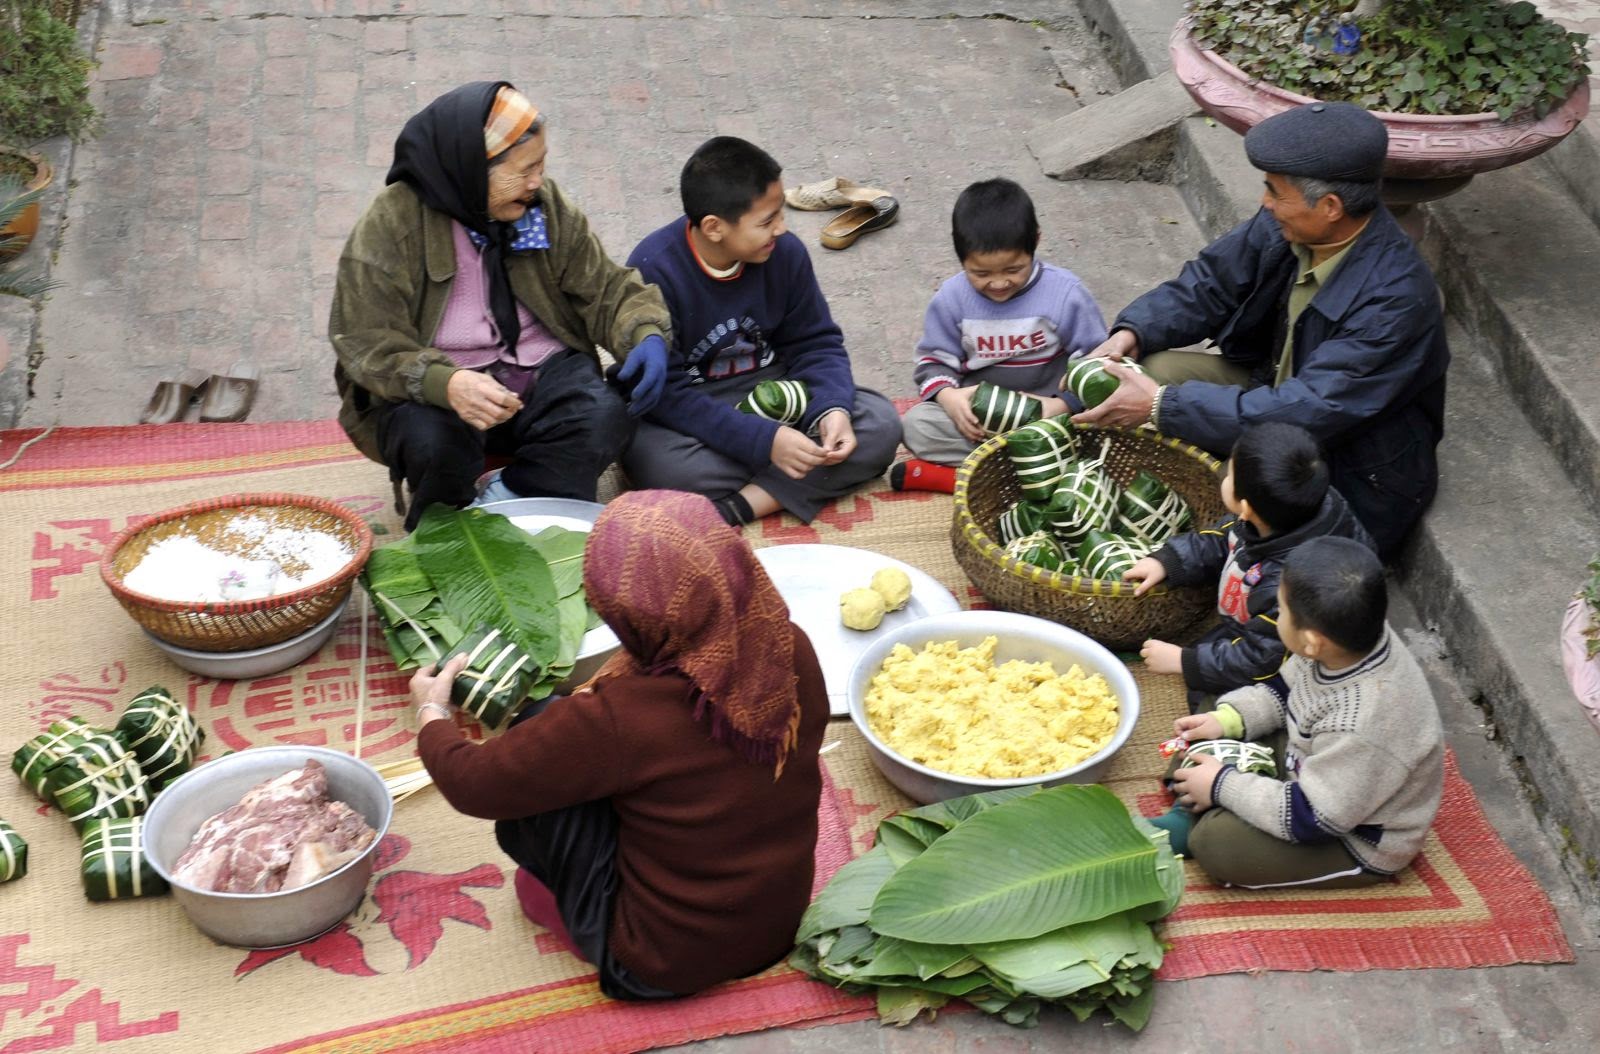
left=141, top=746, right=392, bottom=948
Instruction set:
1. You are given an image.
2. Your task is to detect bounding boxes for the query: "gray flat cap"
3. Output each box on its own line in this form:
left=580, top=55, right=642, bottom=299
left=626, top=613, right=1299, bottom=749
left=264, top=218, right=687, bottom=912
left=1244, top=102, right=1388, bottom=182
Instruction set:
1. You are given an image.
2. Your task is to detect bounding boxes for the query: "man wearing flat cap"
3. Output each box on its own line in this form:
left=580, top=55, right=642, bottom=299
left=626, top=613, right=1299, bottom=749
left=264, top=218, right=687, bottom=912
left=1074, top=102, right=1449, bottom=559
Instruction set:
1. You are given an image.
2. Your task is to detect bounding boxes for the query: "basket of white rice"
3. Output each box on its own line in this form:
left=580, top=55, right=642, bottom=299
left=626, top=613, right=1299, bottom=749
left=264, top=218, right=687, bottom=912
left=101, top=493, right=374, bottom=652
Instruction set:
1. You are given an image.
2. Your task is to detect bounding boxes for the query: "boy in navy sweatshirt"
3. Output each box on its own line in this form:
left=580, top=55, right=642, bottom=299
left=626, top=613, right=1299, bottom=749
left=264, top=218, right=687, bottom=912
left=623, top=137, right=901, bottom=526
left=1123, top=422, right=1374, bottom=711
left=894, top=178, right=1108, bottom=493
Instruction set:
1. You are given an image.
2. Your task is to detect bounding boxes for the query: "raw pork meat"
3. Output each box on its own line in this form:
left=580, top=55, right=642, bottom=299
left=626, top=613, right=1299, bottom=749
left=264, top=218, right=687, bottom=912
left=172, top=759, right=376, bottom=893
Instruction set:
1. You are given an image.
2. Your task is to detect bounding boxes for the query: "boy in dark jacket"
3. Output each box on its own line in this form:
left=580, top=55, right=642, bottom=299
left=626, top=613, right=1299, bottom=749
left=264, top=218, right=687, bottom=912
left=1124, top=422, right=1374, bottom=711
left=623, top=137, right=901, bottom=526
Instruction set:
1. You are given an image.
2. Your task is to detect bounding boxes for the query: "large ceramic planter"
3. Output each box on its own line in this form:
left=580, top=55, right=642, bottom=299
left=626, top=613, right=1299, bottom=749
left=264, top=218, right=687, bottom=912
left=0, top=146, right=52, bottom=258
left=1170, top=16, right=1590, bottom=186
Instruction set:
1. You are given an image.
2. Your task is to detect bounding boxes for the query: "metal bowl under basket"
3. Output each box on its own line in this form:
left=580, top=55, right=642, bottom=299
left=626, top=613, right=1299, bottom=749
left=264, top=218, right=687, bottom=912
left=952, top=426, right=1225, bottom=652
left=101, top=493, right=374, bottom=653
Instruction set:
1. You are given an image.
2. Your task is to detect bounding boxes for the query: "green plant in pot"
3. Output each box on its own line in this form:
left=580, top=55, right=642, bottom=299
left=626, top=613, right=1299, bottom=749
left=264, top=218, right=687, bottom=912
left=0, top=0, right=99, bottom=145
left=0, top=179, right=57, bottom=299
left=1172, top=0, right=1592, bottom=199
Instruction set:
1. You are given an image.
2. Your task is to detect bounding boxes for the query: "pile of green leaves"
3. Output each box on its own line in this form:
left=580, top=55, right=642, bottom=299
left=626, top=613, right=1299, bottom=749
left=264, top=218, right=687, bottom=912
left=790, top=785, right=1183, bottom=1031
left=0, top=2, right=99, bottom=144
left=361, top=506, right=596, bottom=715
left=1191, top=0, right=1590, bottom=120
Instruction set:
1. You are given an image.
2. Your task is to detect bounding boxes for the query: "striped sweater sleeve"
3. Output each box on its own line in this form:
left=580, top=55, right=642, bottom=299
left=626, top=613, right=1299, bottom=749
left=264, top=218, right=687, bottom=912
left=912, top=286, right=965, bottom=400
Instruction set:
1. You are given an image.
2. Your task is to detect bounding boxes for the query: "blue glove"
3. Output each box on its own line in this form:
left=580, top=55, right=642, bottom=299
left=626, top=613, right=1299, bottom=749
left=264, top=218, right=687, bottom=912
left=615, top=335, right=668, bottom=417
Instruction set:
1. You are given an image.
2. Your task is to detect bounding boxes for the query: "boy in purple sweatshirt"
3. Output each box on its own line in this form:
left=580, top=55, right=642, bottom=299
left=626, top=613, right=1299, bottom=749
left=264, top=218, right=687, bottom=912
left=623, top=137, right=901, bottom=525
left=894, top=179, right=1108, bottom=493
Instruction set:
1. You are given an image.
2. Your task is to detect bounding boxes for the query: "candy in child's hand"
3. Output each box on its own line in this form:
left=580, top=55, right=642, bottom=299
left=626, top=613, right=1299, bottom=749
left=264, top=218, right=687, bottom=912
left=1158, top=736, right=1188, bottom=759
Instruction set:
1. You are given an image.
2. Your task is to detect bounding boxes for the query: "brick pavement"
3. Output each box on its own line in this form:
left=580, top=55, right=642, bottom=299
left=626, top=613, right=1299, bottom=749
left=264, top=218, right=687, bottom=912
left=24, top=0, right=1202, bottom=427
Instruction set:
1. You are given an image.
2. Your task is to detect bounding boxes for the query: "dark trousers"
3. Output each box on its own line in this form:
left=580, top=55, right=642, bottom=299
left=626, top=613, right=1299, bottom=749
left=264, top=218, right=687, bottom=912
left=376, top=350, right=634, bottom=530
left=494, top=801, right=677, bottom=1001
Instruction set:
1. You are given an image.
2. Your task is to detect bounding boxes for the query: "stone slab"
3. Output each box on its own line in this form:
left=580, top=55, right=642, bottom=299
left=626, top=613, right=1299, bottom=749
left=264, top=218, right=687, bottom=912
left=1423, top=163, right=1600, bottom=514
left=1027, top=69, right=1197, bottom=181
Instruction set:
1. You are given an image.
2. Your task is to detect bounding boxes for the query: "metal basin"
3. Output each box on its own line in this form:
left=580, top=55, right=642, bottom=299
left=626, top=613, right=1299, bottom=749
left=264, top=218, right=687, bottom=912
left=846, top=610, right=1141, bottom=803
left=142, top=598, right=348, bottom=680
left=141, top=746, right=393, bottom=948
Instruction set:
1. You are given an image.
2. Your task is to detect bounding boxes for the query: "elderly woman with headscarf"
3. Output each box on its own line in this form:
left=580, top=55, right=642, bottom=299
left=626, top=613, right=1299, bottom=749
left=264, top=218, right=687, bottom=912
left=330, top=82, right=671, bottom=529
left=408, top=490, right=829, bottom=999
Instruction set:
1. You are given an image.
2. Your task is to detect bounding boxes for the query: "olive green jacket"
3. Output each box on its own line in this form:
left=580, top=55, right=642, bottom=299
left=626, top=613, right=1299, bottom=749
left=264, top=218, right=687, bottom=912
left=329, top=178, right=670, bottom=462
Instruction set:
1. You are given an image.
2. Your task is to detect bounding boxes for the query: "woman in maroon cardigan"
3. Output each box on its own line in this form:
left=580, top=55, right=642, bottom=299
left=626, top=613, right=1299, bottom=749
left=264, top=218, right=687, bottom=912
left=410, top=490, right=829, bottom=998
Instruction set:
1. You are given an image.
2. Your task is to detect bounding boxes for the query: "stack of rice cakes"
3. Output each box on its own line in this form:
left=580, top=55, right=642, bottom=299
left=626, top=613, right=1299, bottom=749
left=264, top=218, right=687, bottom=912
left=995, top=420, right=1193, bottom=581
left=7, top=687, right=203, bottom=898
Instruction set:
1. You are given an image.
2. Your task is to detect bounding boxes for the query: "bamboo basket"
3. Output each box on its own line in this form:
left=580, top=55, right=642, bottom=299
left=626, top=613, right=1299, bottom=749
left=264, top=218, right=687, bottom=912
left=952, top=427, right=1226, bottom=651
left=101, top=493, right=374, bottom=652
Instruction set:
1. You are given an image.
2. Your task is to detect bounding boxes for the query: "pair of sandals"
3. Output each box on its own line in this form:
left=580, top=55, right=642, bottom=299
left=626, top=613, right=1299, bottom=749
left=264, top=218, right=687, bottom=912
left=784, top=177, right=900, bottom=250
left=140, top=363, right=262, bottom=424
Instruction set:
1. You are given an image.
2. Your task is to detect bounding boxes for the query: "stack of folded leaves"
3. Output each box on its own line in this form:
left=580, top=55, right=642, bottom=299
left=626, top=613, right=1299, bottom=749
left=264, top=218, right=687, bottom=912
left=361, top=506, right=599, bottom=728
left=790, top=784, right=1183, bottom=1031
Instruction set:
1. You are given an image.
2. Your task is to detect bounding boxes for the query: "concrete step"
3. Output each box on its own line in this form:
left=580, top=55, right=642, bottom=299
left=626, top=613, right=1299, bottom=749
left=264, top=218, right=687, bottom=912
left=1025, top=68, right=1197, bottom=181
left=1399, top=323, right=1600, bottom=904
left=1422, top=161, right=1600, bottom=516
left=1540, top=123, right=1600, bottom=233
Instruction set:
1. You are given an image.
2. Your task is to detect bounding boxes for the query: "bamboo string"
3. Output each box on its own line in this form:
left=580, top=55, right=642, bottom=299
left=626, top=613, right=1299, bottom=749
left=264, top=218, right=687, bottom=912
left=353, top=588, right=368, bottom=759
left=0, top=424, right=57, bottom=472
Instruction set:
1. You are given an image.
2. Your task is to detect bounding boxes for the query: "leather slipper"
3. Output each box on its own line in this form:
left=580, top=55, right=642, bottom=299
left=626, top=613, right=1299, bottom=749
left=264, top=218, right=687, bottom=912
left=139, top=368, right=210, bottom=425
left=198, top=362, right=261, bottom=422
left=784, top=177, right=893, bottom=211
left=819, top=195, right=900, bottom=250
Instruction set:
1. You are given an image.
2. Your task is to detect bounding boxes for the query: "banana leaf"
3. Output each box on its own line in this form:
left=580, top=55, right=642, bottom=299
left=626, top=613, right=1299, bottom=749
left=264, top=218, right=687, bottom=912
left=0, top=819, right=26, bottom=882
left=877, top=986, right=948, bottom=1026
left=868, top=785, right=1165, bottom=944
left=12, top=717, right=97, bottom=800
left=362, top=545, right=457, bottom=668
left=795, top=844, right=896, bottom=942
left=45, top=732, right=151, bottom=831
left=1063, top=357, right=1147, bottom=410
left=995, top=500, right=1048, bottom=546
left=1005, top=418, right=1079, bottom=501
left=411, top=506, right=560, bottom=678
left=970, top=382, right=1043, bottom=435
left=115, top=686, right=203, bottom=790
left=80, top=816, right=168, bottom=901
left=444, top=624, right=542, bottom=729
left=737, top=379, right=810, bottom=425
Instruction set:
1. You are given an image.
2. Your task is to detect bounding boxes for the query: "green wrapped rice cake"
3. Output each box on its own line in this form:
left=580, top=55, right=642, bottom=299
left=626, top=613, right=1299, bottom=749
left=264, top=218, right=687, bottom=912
left=445, top=625, right=540, bottom=729
left=115, top=686, right=204, bottom=791
left=736, top=379, right=810, bottom=426
left=970, top=382, right=1043, bottom=436
left=45, top=732, right=151, bottom=831
left=1076, top=529, right=1151, bottom=582
left=995, top=500, right=1048, bottom=546
left=1044, top=459, right=1122, bottom=548
left=1003, top=531, right=1072, bottom=574
left=1180, top=739, right=1277, bottom=777
left=0, top=819, right=26, bottom=883
left=1005, top=418, right=1079, bottom=501
left=1117, top=469, right=1192, bottom=546
left=12, top=717, right=97, bottom=800
left=80, top=816, right=168, bottom=901
left=1062, top=357, right=1147, bottom=410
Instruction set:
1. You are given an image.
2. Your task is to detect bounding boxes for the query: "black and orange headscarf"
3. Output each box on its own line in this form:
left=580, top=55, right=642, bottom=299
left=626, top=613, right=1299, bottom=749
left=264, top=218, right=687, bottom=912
left=584, top=491, right=800, bottom=775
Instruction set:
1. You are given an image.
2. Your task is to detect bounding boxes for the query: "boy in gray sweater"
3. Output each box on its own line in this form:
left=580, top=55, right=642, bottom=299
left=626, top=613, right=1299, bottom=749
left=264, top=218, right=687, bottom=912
left=1164, top=536, right=1444, bottom=888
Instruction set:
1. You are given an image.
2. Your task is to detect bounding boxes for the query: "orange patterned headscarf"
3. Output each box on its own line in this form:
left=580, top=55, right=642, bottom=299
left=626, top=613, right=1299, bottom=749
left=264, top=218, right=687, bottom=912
left=584, top=491, right=801, bottom=775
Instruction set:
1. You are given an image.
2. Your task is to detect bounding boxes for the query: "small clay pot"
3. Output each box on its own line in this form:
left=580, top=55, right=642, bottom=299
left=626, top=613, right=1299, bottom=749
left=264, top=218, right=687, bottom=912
left=0, top=146, right=52, bottom=258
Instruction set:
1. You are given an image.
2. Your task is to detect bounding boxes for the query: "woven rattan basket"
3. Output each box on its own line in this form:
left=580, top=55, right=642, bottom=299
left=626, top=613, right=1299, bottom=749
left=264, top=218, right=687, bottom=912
left=101, top=493, right=374, bottom=653
left=952, top=427, right=1226, bottom=651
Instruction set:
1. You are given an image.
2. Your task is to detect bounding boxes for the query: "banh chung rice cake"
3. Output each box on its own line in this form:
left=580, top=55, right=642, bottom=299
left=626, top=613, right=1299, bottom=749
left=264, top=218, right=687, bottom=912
left=864, top=636, right=1119, bottom=779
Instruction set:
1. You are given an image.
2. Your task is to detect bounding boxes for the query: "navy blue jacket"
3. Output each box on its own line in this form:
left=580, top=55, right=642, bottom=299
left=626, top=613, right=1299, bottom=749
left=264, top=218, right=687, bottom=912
left=627, top=221, right=854, bottom=470
left=1116, top=205, right=1449, bottom=558
left=1154, top=489, right=1375, bottom=697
